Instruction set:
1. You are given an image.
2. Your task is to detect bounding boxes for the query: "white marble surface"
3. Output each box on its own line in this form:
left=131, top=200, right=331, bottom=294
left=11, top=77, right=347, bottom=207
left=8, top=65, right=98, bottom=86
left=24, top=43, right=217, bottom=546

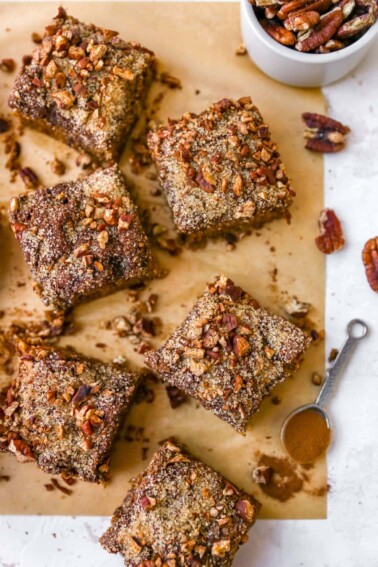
left=1, top=2, right=378, bottom=566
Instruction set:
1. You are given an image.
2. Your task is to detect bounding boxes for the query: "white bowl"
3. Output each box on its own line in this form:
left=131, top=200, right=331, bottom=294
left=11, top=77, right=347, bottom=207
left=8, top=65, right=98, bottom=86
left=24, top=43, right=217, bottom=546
left=241, top=0, right=378, bottom=87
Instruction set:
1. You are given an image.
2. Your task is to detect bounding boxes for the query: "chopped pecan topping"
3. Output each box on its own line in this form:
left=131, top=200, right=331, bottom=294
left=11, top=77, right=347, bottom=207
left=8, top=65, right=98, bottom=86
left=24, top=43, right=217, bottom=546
left=233, top=335, right=251, bottom=357
left=112, top=65, right=134, bottom=80
left=223, top=281, right=243, bottom=301
left=72, top=383, right=92, bottom=405
left=8, top=438, right=35, bottom=463
left=235, top=499, right=257, bottom=522
left=51, top=90, right=75, bottom=109
left=211, top=540, right=231, bottom=557
left=195, top=168, right=216, bottom=193
left=222, top=313, right=238, bottom=331
left=140, top=494, right=157, bottom=510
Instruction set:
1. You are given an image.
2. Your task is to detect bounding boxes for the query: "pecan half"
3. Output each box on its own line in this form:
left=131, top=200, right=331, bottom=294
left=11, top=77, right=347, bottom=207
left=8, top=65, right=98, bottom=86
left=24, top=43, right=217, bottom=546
left=261, top=19, right=297, bottom=44
left=315, top=209, right=345, bottom=254
left=302, top=112, right=350, bottom=152
left=362, top=237, right=378, bottom=293
left=265, top=5, right=280, bottom=18
left=296, top=9, right=343, bottom=52
left=256, top=0, right=278, bottom=5
left=19, top=167, right=40, bottom=189
left=284, top=10, right=320, bottom=31
left=318, top=38, right=345, bottom=52
left=336, top=10, right=376, bottom=38
left=278, top=0, right=332, bottom=20
left=339, top=0, right=356, bottom=19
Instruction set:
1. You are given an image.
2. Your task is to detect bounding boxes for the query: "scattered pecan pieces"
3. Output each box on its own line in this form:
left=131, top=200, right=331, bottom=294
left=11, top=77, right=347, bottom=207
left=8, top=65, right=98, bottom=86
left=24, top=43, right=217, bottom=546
left=166, top=385, right=187, bottom=409
left=311, top=372, right=323, bottom=385
left=362, top=237, right=378, bottom=292
left=19, top=167, right=40, bottom=189
left=50, top=157, right=66, bottom=176
left=235, top=43, right=247, bottom=55
left=315, top=208, right=345, bottom=254
left=0, top=58, right=16, bottom=72
left=159, top=72, right=182, bottom=89
left=302, top=112, right=350, bottom=153
left=31, top=32, right=43, bottom=44
left=252, top=465, right=273, bottom=484
left=328, top=347, right=339, bottom=362
left=0, top=118, right=10, bottom=134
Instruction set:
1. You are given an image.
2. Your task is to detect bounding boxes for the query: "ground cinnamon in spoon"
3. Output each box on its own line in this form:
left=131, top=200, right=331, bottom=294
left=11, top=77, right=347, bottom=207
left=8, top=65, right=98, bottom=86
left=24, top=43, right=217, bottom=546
left=282, top=408, right=331, bottom=464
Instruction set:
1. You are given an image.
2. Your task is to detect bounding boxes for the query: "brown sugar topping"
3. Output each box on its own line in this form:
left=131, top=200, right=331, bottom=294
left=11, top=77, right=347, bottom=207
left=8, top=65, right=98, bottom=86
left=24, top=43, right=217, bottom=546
left=0, top=341, right=140, bottom=482
left=100, top=440, right=260, bottom=565
left=8, top=165, right=156, bottom=311
left=147, top=97, right=294, bottom=239
left=146, top=275, right=311, bottom=433
left=8, top=7, right=155, bottom=163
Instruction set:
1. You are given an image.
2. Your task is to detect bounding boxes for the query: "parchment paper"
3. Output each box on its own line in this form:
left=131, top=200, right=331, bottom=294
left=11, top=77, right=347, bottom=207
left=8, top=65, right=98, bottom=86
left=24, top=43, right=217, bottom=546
left=0, top=1, right=326, bottom=518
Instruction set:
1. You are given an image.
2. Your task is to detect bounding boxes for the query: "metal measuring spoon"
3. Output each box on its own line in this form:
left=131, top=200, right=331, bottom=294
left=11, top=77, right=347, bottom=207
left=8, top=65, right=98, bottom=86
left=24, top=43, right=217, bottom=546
left=281, top=319, right=368, bottom=463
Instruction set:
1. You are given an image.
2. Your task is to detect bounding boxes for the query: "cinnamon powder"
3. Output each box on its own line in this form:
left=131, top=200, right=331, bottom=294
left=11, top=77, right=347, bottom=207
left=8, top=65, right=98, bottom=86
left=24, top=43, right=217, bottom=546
left=283, top=408, right=331, bottom=464
left=257, top=455, right=303, bottom=502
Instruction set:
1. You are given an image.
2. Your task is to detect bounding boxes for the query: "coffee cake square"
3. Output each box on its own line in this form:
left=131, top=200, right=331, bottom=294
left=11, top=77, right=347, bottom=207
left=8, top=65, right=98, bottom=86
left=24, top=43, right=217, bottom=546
left=147, top=97, right=294, bottom=239
left=146, top=275, right=311, bottom=433
left=9, top=165, right=156, bottom=312
left=8, top=7, right=155, bottom=164
left=101, top=439, right=260, bottom=565
left=0, top=342, right=140, bottom=482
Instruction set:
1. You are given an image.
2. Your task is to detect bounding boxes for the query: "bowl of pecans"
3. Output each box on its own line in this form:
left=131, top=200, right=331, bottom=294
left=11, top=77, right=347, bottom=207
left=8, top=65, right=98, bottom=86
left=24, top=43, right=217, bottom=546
left=241, top=0, right=378, bottom=87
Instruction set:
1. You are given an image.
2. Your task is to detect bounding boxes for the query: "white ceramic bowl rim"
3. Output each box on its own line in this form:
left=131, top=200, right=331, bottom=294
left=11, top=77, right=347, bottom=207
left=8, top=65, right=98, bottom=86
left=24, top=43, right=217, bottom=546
left=242, top=0, right=378, bottom=64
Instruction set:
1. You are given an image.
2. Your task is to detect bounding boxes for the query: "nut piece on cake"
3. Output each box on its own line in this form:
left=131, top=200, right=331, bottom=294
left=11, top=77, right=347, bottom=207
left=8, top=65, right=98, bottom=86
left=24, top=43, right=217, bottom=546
left=8, top=7, right=155, bottom=164
left=8, top=165, right=156, bottom=312
left=146, top=275, right=311, bottom=433
left=100, top=439, right=260, bottom=565
left=147, top=97, right=294, bottom=240
left=0, top=342, right=140, bottom=482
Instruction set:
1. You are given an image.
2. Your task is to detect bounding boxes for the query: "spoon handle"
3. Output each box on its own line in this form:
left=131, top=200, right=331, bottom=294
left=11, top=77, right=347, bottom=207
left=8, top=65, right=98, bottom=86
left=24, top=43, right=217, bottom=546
left=315, top=319, right=368, bottom=410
